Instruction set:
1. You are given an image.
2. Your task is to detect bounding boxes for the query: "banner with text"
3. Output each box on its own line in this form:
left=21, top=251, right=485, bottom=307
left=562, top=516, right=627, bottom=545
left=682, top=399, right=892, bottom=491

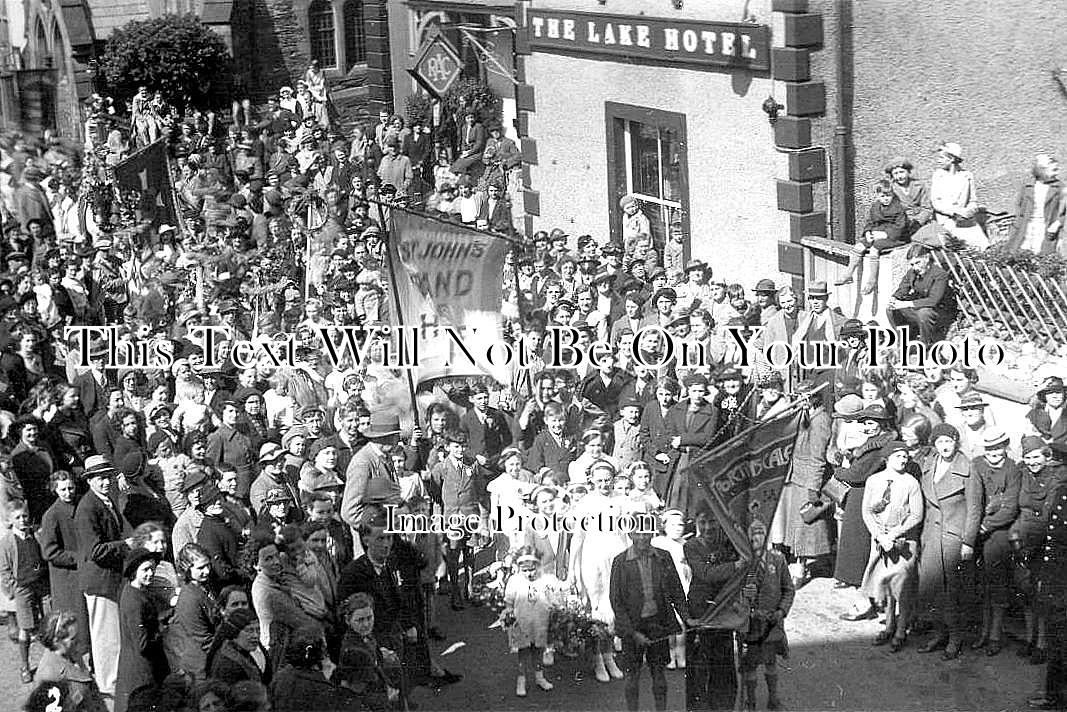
left=112, top=139, right=179, bottom=226
left=387, top=209, right=511, bottom=385
left=685, top=410, right=804, bottom=631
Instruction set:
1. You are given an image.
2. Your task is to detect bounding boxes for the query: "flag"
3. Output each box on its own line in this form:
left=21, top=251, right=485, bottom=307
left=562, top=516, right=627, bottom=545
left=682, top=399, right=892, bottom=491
left=685, top=409, right=805, bottom=631
left=385, top=207, right=512, bottom=385
left=112, top=139, right=179, bottom=225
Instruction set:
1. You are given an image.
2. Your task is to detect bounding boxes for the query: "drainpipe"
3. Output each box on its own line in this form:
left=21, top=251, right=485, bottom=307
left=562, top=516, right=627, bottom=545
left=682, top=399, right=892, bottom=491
left=833, top=0, right=854, bottom=243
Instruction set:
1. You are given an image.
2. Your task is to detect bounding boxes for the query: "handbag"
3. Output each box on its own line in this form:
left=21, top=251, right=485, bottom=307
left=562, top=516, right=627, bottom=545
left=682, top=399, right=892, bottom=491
left=800, top=500, right=834, bottom=524
left=820, top=476, right=852, bottom=507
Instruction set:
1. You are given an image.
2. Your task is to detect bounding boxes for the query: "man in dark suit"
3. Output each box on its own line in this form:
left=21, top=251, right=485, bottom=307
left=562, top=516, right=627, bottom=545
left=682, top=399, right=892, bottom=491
left=338, top=505, right=420, bottom=654
left=474, top=181, right=513, bottom=234
left=75, top=456, right=133, bottom=701
left=887, top=243, right=957, bottom=345
left=685, top=506, right=744, bottom=712
left=72, top=338, right=112, bottom=418
left=641, top=377, right=680, bottom=497
left=205, top=401, right=254, bottom=499
left=578, top=349, right=635, bottom=420
left=459, top=382, right=514, bottom=472
left=609, top=529, right=689, bottom=712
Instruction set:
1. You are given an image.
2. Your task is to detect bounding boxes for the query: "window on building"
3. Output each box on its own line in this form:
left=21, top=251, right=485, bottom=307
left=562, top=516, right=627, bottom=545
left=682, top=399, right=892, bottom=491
left=343, top=0, right=366, bottom=69
left=606, top=102, right=689, bottom=257
left=35, top=20, right=49, bottom=68
left=51, top=24, right=65, bottom=75
left=308, top=0, right=337, bottom=69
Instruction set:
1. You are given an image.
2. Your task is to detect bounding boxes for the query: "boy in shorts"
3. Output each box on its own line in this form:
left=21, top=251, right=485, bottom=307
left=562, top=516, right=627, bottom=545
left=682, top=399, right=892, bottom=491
left=0, top=500, right=48, bottom=682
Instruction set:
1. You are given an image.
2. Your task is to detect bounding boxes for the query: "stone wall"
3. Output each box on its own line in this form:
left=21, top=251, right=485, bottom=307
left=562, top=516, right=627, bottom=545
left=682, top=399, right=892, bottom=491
left=246, top=0, right=312, bottom=98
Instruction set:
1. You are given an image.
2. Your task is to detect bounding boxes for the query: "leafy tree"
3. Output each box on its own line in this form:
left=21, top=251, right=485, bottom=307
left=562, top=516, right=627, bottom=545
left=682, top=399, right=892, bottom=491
left=100, top=14, right=233, bottom=111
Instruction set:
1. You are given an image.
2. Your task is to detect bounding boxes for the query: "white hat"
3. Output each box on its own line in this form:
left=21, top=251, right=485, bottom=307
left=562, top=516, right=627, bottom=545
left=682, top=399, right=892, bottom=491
left=939, top=142, right=963, bottom=161
left=158, top=224, right=176, bottom=234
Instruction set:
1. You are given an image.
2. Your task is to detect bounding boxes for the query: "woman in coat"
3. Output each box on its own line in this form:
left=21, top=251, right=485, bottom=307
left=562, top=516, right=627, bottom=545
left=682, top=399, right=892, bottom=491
left=37, top=471, right=90, bottom=658
left=970, top=428, right=1021, bottom=656
left=833, top=404, right=894, bottom=620
left=115, top=548, right=170, bottom=712
left=272, top=629, right=359, bottom=712
left=774, top=383, right=833, bottom=586
left=171, top=543, right=218, bottom=680
left=859, top=442, right=923, bottom=652
left=916, top=423, right=982, bottom=660
left=208, top=607, right=272, bottom=686
left=1009, top=436, right=1064, bottom=664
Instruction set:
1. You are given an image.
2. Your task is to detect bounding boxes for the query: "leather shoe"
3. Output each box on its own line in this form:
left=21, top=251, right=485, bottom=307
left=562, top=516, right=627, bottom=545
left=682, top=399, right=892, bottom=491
left=971, top=635, right=988, bottom=651
left=986, top=640, right=1002, bottom=657
left=872, top=631, right=893, bottom=646
left=941, top=643, right=962, bottom=661
left=918, top=637, right=948, bottom=654
left=890, top=638, right=906, bottom=653
left=839, top=608, right=876, bottom=621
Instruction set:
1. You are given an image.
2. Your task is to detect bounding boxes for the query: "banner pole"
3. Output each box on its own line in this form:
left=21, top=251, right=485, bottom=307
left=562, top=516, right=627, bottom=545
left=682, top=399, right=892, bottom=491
left=375, top=199, right=422, bottom=432
left=304, top=204, right=314, bottom=302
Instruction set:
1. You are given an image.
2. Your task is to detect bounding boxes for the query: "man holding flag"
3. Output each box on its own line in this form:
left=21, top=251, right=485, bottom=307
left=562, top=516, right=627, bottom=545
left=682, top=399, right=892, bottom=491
left=677, top=398, right=810, bottom=711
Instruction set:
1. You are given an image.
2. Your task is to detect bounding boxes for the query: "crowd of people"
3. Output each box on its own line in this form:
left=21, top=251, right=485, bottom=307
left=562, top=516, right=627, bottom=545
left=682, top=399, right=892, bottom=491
left=0, top=60, right=1064, bottom=712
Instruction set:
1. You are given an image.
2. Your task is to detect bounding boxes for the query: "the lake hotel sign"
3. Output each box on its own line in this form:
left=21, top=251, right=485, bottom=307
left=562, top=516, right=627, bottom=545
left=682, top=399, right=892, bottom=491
left=526, top=9, right=771, bottom=71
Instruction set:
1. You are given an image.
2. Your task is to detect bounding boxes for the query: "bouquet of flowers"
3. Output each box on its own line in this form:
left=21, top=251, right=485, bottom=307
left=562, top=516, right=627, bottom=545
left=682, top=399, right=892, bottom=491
left=548, top=590, right=611, bottom=657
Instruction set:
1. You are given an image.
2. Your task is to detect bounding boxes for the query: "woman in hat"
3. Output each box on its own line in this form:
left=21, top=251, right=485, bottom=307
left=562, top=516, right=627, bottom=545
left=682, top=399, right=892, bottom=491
left=208, top=606, right=273, bottom=687
left=833, top=404, right=894, bottom=620
left=777, top=381, right=834, bottom=587
left=1009, top=437, right=1063, bottom=664
left=970, top=428, right=1022, bottom=656
left=928, top=141, right=988, bottom=250
left=934, top=366, right=994, bottom=431
left=915, top=423, right=981, bottom=659
left=299, top=445, right=343, bottom=495
left=115, top=548, right=168, bottom=712
left=1026, top=376, right=1067, bottom=445
left=858, top=441, right=923, bottom=652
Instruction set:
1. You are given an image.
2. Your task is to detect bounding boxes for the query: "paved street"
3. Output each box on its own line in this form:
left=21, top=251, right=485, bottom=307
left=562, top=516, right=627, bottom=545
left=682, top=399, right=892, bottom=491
left=2, top=577, right=1044, bottom=710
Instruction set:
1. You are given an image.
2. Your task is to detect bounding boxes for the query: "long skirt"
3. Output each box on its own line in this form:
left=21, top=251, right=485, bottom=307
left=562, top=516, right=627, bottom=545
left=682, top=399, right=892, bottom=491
left=859, top=539, right=917, bottom=605
left=832, top=486, right=869, bottom=586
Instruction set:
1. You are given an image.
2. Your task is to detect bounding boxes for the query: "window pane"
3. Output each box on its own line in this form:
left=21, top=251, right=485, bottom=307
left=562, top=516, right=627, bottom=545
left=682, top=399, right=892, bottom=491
left=660, top=127, right=682, bottom=204
left=629, top=121, right=661, bottom=199
left=343, top=0, right=366, bottom=68
left=309, top=1, right=337, bottom=68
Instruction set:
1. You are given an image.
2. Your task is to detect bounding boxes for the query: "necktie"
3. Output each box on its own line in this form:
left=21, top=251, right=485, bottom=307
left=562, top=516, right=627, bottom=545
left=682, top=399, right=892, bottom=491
left=872, top=480, right=892, bottom=514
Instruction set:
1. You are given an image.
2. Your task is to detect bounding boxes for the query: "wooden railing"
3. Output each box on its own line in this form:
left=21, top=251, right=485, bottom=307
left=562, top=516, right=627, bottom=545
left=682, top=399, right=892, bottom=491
left=801, top=214, right=1067, bottom=349
left=933, top=249, right=1067, bottom=349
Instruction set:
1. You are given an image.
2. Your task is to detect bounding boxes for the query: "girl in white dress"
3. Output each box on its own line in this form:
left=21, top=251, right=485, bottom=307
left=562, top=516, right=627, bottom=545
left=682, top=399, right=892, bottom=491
left=504, top=547, right=562, bottom=697
left=568, top=462, right=628, bottom=683
left=652, top=509, right=691, bottom=668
